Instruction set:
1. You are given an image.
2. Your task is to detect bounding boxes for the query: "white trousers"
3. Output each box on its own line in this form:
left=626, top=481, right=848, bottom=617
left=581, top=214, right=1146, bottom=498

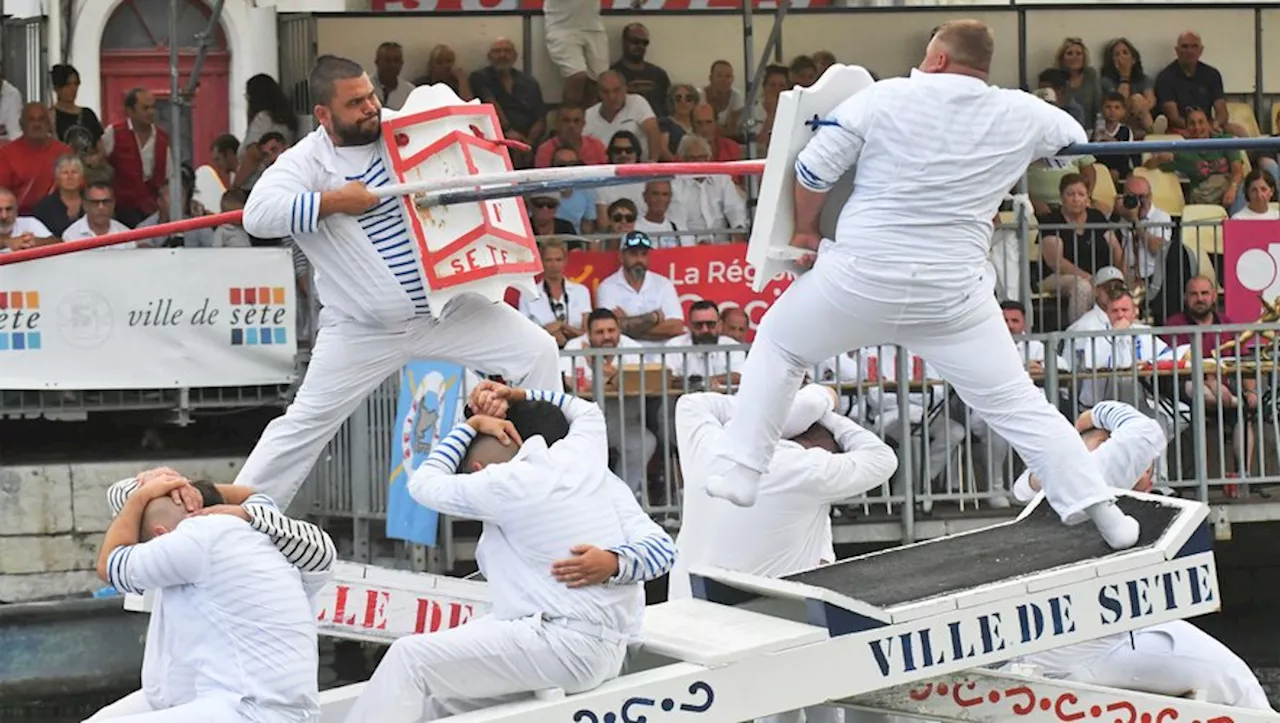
left=84, top=690, right=243, bottom=723
left=237, top=297, right=563, bottom=506
left=722, top=253, right=1113, bottom=524
left=1073, top=623, right=1272, bottom=710
left=343, top=614, right=628, bottom=723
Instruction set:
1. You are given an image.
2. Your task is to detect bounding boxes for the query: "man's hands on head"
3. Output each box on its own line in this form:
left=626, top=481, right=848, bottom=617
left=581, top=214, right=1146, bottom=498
left=551, top=545, right=620, bottom=588
left=466, top=415, right=522, bottom=447
left=467, top=380, right=527, bottom=419
left=135, top=467, right=202, bottom=512
left=129, top=473, right=189, bottom=505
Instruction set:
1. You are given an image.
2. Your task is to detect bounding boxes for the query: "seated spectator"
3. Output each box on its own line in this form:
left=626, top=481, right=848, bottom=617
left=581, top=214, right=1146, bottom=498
left=234, top=75, right=298, bottom=186
left=701, top=60, right=743, bottom=141
left=634, top=181, right=682, bottom=248
left=50, top=64, right=103, bottom=151
left=372, top=41, right=415, bottom=110
left=1091, top=92, right=1138, bottom=182
left=658, top=84, right=697, bottom=158
left=103, top=88, right=168, bottom=227
left=63, top=181, right=133, bottom=246
left=31, top=153, right=85, bottom=237
left=545, top=148, right=597, bottom=234
left=1054, top=38, right=1102, bottom=129
left=527, top=191, right=577, bottom=237
left=1076, top=290, right=1172, bottom=410
left=1067, top=266, right=1129, bottom=348
left=0, top=103, right=72, bottom=215
left=0, top=185, right=55, bottom=251
left=719, top=306, right=749, bottom=342
left=610, top=23, right=671, bottom=117
left=1163, top=276, right=1248, bottom=359
left=1111, top=176, right=1172, bottom=301
left=535, top=105, right=606, bottom=169
left=81, top=141, right=113, bottom=187
left=663, top=300, right=745, bottom=388
left=594, top=131, right=647, bottom=222
left=208, top=133, right=239, bottom=189
left=471, top=38, right=546, bottom=166
left=604, top=198, right=638, bottom=238
left=1230, top=169, right=1278, bottom=220
left=137, top=165, right=215, bottom=248
left=1099, top=38, right=1156, bottom=136
left=415, top=44, right=472, bottom=100
left=1037, top=68, right=1086, bottom=127
left=789, top=55, right=819, bottom=88
left=813, top=51, right=836, bottom=75
left=594, top=231, right=686, bottom=341
left=560, top=308, right=655, bottom=498
left=1038, top=173, right=1124, bottom=324
left=586, top=71, right=664, bottom=162
left=747, top=65, right=790, bottom=146
left=692, top=102, right=743, bottom=165
left=1146, top=108, right=1252, bottom=214
left=667, top=136, right=748, bottom=244
left=519, top=238, right=592, bottom=347
left=235, top=131, right=287, bottom=191
left=1027, top=90, right=1097, bottom=215
left=214, top=188, right=252, bottom=248
left=1154, top=32, right=1231, bottom=133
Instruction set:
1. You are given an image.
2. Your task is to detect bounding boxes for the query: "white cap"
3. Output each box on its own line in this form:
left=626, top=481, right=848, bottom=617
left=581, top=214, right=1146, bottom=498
left=1093, top=266, right=1124, bottom=286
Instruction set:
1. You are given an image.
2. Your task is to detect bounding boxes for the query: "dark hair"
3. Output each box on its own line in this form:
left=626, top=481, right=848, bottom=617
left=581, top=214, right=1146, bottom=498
left=710, top=59, right=733, bottom=72
left=607, top=198, right=638, bottom=217
left=82, top=180, right=114, bottom=200
left=309, top=55, right=367, bottom=108
left=124, top=87, right=149, bottom=109
left=258, top=131, right=288, bottom=148
left=1037, top=68, right=1066, bottom=89
left=607, top=130, right=642, bottom=155
left=1058, top=172, right=1088, bottom=196
left=999, top=299, right=1027, bottom=314
left=246, top=73, right=299, bottom=133
left=221, top=187, right=249, bottom=208
left=587, top=308, right=619, bottom=328
left=211, top=133, right=240, bottom=156
left=50, top=64, right=79, bottom=89
left=1099, top=38, right=1146, bottom=86
left=505, top=399, right=571, bottom=446
left=789, top=55, right=817, bottom=75
left=1102, top=91, right=1126, bottom=105
left=689, top=300, right=719, bottom=315
left=1242, top=168, right=1277, bottom=198
left=191, top=481, right=225, bottom=507
left=764, top=64, right=790, bottom=83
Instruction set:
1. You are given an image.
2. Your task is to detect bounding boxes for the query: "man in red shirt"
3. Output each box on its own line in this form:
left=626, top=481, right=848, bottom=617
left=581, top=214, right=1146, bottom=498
left=534, top=104, right=607, bottom=168
left=0, top=103, right=72, bottom=214
left=1162, top=275, right=1253, bottom=358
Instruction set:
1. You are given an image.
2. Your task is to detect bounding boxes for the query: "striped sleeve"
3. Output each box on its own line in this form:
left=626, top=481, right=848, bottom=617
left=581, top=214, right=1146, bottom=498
left=290, top=192, right=321, bottom=235
left=1091, top=400, right=1147, bottom=432
left=422, top=424, right=478, bottom=475
left=603, top=474, right=676, bottom=585
left=243, top=496, right=337, bottom=574
left=106, top=530, right=208, bottom=595
left=107, top=477, right=140, bottom=518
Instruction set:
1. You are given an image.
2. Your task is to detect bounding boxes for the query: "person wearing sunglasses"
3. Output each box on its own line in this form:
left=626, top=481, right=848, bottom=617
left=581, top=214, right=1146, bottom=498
left=595, top=231, right=685, bottom=342
left=545, top=146, right=598, bottom=235
left=527, top=191, right=576, bottom=238
left=519, top=238, right=592, bottom=348
left=594, top=131, right=647, bottom=228
left=604, top=198, right=638, bottom=241
left=657, top=83, right=697, bottom=157
left=609, top=23, right=671, bottom=118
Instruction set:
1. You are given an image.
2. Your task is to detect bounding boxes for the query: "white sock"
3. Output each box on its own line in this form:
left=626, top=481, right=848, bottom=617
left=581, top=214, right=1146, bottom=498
left=1086, top=500, right=1140, bottom=550
left=704, top=462, right=762, bottom=508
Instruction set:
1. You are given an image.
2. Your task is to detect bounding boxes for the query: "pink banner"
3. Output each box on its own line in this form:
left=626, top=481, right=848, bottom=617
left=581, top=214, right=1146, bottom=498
left=1223, top=220, right=1280, bottom=322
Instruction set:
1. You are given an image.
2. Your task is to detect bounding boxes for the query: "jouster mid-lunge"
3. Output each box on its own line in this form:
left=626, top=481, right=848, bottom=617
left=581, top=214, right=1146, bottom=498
left=704, top=19, right=1141, bottom=551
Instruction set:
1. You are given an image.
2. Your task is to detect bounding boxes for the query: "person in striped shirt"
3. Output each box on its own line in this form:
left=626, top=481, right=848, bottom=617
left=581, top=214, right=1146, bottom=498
left=239, top=54, right=562, bottom=510
left=88, top=468, right=334, bottom=723
left=1008, top=401, right=1271, bottom=711
left=344, top=382, right=672, bottom=722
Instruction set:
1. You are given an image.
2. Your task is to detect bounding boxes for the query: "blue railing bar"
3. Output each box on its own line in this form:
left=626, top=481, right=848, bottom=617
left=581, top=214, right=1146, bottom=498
left=1061, top=136, right=1280, bottom=156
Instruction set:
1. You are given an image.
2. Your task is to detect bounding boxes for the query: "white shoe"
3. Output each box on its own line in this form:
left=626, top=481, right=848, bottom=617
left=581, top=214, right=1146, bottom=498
left=705, top=463, right=761, bottom=507
left=1087, top=501, right=1140, bottom=550
left=988, top=495, right=1011, bottom=510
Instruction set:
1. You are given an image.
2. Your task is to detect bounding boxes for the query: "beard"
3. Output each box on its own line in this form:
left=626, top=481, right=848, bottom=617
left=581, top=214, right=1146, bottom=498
left=691, top=332, right=718, bottom=345
left=333, top=115, right=383, bottom=147
left=624, top=264, right=647, bottom=281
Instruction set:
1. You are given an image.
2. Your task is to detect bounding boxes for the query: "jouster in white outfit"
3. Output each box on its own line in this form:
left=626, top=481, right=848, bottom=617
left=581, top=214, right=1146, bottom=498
left=98, top=501, right=325, bottom=722
left=239, top=124, right=561, bottom=506
left=709, top=61, right=1140, bottom=549
left=1011, top=402, right=1271, bottom=711
left=344, top=389, right=672, bottom=722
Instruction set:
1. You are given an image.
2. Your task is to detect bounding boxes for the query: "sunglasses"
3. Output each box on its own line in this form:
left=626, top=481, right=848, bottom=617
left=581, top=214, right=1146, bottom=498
left=674, top=93, right=695, bottom=102
left=628, top=38, right=650, bottom=46
left=531, top=199, right=558, bottom=209
left=691, top=320, right=718, bottom=329
left=611, top=213, right=636, bottom=223
left=609, top=146, right=637, bottom=155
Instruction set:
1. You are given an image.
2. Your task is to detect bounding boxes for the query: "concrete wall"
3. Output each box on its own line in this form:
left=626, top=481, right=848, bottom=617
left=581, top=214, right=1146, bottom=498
left=0, top=458, right=244, bottom=603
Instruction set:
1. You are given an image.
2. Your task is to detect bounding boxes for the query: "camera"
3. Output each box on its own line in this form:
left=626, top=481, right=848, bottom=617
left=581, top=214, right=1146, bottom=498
left=1122, top=193, right=1141, bottom=210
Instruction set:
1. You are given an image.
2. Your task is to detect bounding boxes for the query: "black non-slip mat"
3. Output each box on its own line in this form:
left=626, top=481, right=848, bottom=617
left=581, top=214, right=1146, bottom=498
left=785, top=498, right=1178, bottom=607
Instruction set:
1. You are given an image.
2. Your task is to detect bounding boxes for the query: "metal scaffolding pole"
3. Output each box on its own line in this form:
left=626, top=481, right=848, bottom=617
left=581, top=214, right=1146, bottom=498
left=741, top=0, right=790, bottom=207
left=184, top=0, right=226, bottom=99
left=167, top=0, right=182, bottom=237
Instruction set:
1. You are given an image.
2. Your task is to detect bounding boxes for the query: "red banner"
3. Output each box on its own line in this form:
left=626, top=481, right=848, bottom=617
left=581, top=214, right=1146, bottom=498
left=1222, top=220, right=1280, bottom=323
left=508, top=244, right=794, bottom=340
left=370, top=0, right=828, bottom=11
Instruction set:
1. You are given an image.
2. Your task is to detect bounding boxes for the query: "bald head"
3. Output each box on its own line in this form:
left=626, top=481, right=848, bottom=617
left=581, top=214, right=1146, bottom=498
left=141, top=496, right=188, bottom=542
left=460, top=435, right=519, bottom=473
left=922, top=20, right=994, bottom=76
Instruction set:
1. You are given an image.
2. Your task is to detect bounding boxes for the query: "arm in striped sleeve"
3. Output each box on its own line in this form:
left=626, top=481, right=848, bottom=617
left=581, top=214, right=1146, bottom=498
left=241, top=153, right=321, bottom=238
left=1088, top=401, right=1167, bottom=491
left=406, top=423, right=509, bottom=522
left=107, top=477, right=140, bottom=518
left=603, top=474, right=676, bottom=585
left=105, top=527, right=209, bottom=595
left=242, top=494, right=337, bottom=574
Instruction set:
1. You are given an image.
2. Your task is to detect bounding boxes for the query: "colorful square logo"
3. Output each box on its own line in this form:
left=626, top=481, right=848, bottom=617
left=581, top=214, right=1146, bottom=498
left=227, top=285, right=289, bottom=347
left=0, top=289, right=42, bottom=352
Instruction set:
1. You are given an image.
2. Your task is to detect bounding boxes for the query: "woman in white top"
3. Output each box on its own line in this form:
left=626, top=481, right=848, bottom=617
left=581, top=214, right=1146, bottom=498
left=1230, top=169, right=1279, bottom=220
left=235, top=74, right=299, bottom=185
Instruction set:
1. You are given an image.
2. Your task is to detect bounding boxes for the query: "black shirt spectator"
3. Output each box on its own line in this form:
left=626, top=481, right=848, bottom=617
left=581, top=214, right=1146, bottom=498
left=469, top=66, right=545, bottom=139
left=611, top=23, right=672, bottom=117
left=31, top=192, right=81, bottom=236
left=1155, top=62, right=1223, bottom=121
left=1093, top=123, right=1138, bottom=178
left=1037, top=207, right=1114, bottom=278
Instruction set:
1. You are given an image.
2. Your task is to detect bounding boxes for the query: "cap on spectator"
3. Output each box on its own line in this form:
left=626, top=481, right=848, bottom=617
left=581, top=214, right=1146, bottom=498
left=1093, top=266, right=1124, bottom=286
left=528, top=191, right=559, bottom=204
left=620, top=231, right=653, bottom=250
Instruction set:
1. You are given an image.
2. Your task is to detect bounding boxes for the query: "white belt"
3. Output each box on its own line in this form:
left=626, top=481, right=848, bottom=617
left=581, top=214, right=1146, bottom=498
left=542, top=613, right=627, bottom=645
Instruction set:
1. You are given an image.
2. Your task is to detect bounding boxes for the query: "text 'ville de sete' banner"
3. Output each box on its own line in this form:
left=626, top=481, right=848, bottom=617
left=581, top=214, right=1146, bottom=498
left=0, top=248, right=298, bottom=390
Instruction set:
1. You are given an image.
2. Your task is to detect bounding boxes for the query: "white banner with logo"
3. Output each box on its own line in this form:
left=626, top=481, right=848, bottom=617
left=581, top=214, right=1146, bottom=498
left=0, top=248, right=298, bottom=390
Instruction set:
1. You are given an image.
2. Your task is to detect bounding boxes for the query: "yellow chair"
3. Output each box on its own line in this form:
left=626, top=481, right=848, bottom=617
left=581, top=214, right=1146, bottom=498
left=998, top=210, right=1040, bottom=263
left=1227, top=102, right=1261, bottom=138
left=1271, top=101, right=1280, bottom=135
left=1091, top=162, right=1117, bottom=209
left=1180, top=203, right=1228, bottom=257
left=1139, top=133, right=1182, bottom=165
left=1132, top=167, right=1185, bottom=217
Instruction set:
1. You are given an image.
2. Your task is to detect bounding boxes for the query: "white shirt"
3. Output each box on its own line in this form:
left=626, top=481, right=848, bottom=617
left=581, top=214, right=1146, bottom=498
left=519, top=278, right=593, bottom=329
left=699, top=86, right=744, bottom=128
left=106, top=516, right=321, bottom=722
left=1077, top=322, right=1172, bottom=370
left=1065, top=305, right=1109, bottom=369
left=634, top=215, right=684, bottom=248
left=244, top=126, right=429, bottom=327
left=559, top=334, right=647, bottom=384
left=669, top=388, right=898, bottom=600
left=245, top=111, right=297, bottom=147
left=585, top=95, right=656, bottom=160
left=378, top=78, right=416, bottom=111
left=543, top=0, right=604, bottom=32
left=63, top=216, right=136, bottom=248
left=663, top=332, right=745, bottom=378
left=594, top=183, right=647, bottom=218
left=667, top=176, right=748, bottom=243
left=861, top=344, right=946, bottom=423
left=409, top=390, right=642, bottom=636
left=0, top=80, right=22, bottom=141
left=1232, top=206, right=1280, bottom=220
left=3, top=216, right=53, bottom=238
left=796, top=70, right=1086, bottom=273
left=1121, top=206, right=1173, bottom=281
left=595, top=268, right=683, bottom=320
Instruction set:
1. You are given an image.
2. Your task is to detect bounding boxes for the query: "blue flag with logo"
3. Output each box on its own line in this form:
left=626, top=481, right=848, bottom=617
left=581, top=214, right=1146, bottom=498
left=386, top=360, right=468, bottom=547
